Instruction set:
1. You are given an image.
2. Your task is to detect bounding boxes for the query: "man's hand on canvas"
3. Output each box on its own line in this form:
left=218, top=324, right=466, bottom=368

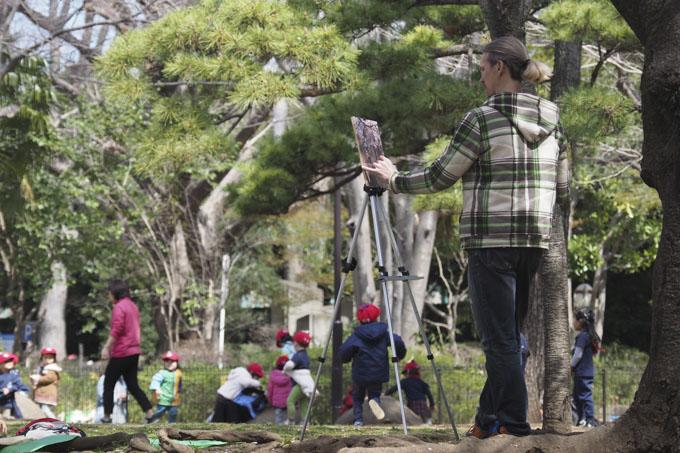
left=361, top=155, right=398, bottom=186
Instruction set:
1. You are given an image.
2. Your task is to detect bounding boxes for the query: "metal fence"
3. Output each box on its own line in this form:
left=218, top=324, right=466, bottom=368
left=13, top=362, right=644, bottom=425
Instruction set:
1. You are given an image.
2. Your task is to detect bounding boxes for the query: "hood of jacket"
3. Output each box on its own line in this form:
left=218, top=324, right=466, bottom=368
left=42, top=363, right=62, bottom=374
left=354, top=322, right=388, bottom=343
left=227, top=366, right=250, bottom=381
left=484, top=93, right=561, bottom=143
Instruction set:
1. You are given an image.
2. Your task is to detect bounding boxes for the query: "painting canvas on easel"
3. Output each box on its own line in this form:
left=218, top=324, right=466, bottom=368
left=351, top=116, right=385, bottom=188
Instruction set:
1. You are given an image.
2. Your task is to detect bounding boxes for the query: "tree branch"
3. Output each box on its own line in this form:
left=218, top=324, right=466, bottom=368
left=432, top=43, right=484, bottom=58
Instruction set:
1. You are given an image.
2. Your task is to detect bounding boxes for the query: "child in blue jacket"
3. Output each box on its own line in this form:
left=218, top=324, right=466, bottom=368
left=0, top=352, right=29, bottom=419
left=339, top=303, right=406, bottom=426
left=385, top=360, right=435, bottom=424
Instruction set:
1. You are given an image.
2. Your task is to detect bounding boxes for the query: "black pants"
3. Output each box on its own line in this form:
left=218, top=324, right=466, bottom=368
left=212, top=394, right=251, bottom=423
left=104, top=354, right=152, bottom=415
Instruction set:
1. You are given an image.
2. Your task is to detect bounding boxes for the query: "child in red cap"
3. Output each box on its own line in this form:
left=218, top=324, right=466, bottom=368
left=267, top=355, right=293, bottom=425
left=30, top=347, right=61, bottom=419
left=0, top=352, right=28, bottom=419
left=275, top=330, right=295, bottom=357
left=283, top=331, right=314, bottom=425
left=148, top=351, right=182, bottom=423
left=339, top=303, right=406, bottom=426
left=213, top=362, right=263, bottom=423
left=385, top=360, right=435, bottom=424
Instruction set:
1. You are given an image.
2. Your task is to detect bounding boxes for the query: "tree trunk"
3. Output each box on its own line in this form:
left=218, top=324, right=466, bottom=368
left=400, top=209, right=438, bottom=344
left=523, top=282, right=544, bottom=424
left=539, top=206, right=572, bottom=434
left=602, top=1, right=680, bottom=449
left=36, top=261, right=67, bottom=360
left=552, top=39, right=582, bottom=334
left=391, top=193, right=415, bottom=334
left=344, top=175, right=377, bottom=311
left=477, top=0, right=532, bottom=40
left=590, top=260, right=607, bottom=341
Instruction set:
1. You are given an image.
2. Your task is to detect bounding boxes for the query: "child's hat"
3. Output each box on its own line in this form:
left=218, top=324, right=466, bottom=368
left=275, top=355, right=289, bottom=367
left=0, top=352, right=17, bottom=364
left=41, top=347, right=57, bottom=356
left=248, top=362, right=264, bottom=377
left=162, top=351, right=179, bottom=361
left=275, top=329, right=290, bottom=343
left=292, top=331, right=311, bottom=346
left=404, top=360, right=420, bottom=372
left=357, top=303, right=381, bottom=323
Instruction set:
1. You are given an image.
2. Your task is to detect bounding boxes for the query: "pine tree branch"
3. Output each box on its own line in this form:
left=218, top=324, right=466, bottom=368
left=431, top=43, right=484, bottom=58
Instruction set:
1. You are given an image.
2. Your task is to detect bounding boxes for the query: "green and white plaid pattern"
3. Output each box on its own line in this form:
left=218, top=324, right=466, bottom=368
left=390, top=93, right=570, bottom=249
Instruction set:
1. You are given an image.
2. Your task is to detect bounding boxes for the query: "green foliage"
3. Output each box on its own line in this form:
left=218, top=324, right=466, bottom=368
left=95, top=0, right=360, bottom=176
left=558, top=85, right=639, bottom=145
left=0, top=53, right=56, bottom=212
left=542, top=0, right=639, bottom=50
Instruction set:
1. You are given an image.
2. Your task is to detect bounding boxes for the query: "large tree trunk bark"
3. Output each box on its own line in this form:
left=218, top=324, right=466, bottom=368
left=602, top=1, right=680, bottom=449
left=400, top=209, right=438, bottom=344
left=37, top=261, right=67, bottom=360
left=539, top=206, right=572, bottom=434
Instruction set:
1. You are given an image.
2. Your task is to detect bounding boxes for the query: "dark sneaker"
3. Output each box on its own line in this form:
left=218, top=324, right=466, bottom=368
left=100, top=417, right=112, bottom=424
left=143, top=415, right=158, bottom=424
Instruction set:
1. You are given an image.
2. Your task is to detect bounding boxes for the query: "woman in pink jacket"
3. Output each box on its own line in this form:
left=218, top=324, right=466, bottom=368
left=100, top=280, right=155, bottom=424
left=267, top=356, right=293, bottom=425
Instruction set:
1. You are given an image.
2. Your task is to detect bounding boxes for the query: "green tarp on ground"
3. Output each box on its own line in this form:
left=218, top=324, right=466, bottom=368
left=0, top=434, right=80, bottom=452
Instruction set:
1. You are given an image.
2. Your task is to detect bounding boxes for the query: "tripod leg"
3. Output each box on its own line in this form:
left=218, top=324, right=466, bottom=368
left=370, top=196, right=409, bottom=435
left=375, top=200, right=460, bottom=440
left=299, top=192, right=371, bottom=441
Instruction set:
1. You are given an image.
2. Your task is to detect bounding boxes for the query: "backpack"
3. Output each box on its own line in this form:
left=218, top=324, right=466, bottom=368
left=16, top=418, right=86, bottom=438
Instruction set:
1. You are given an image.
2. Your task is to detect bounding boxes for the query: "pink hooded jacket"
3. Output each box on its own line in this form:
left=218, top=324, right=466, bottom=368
left=266, top=369, right=292, bottom=408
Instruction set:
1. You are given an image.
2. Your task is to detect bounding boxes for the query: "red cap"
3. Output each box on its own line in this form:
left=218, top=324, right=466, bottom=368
left=276, top=355, right=289, bottom=367
left=41, top=347, right=57, bottom=356
left=292, top=331, right=311, bottom=346
left=248, top=362, right=264, bottom=377
left=0, top=352, right=16, bottom=364
left=357, top=303, right=381, bottom=323
left=404, top=360, right=420, bottom=372
left=162, top=351, right=179, bottom=361
left=275, top=329, right=290, bottom=343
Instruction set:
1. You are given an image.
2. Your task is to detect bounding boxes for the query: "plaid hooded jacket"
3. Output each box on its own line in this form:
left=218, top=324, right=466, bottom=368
left=390, top=92, right=570, bottom=249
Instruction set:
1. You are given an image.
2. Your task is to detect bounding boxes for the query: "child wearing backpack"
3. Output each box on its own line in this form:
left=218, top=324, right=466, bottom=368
left=149, top=351, right=182, bottom=423
left=339, top=303, right=406, bottom=426
left=385, top=360, right=435, bottom=424
left=283, top=331, right=315, bottom=425
left=30, top=347, right=61, bottom=419
left=571, top=307, right=604, bottom=428
left=267, top=355, right=293, bottom=425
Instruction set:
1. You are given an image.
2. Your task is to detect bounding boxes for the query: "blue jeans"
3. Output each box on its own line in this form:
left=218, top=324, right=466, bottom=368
left=153, top=404, right=179, bottom=423
left=352, top=381, right=382, bottom=423
left=573, top=376, right=595, bottom=422
left=467, top=247, right=543, bottom=436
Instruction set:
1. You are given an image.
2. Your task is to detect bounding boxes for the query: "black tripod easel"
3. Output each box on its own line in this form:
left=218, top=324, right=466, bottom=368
left=298, top=185, right=460, bottom=441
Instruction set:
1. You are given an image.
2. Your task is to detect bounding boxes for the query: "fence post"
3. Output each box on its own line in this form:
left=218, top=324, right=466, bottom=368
left=78, top=343, right=83, bottom=369
left=601, top=369, right=607, bottom=424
